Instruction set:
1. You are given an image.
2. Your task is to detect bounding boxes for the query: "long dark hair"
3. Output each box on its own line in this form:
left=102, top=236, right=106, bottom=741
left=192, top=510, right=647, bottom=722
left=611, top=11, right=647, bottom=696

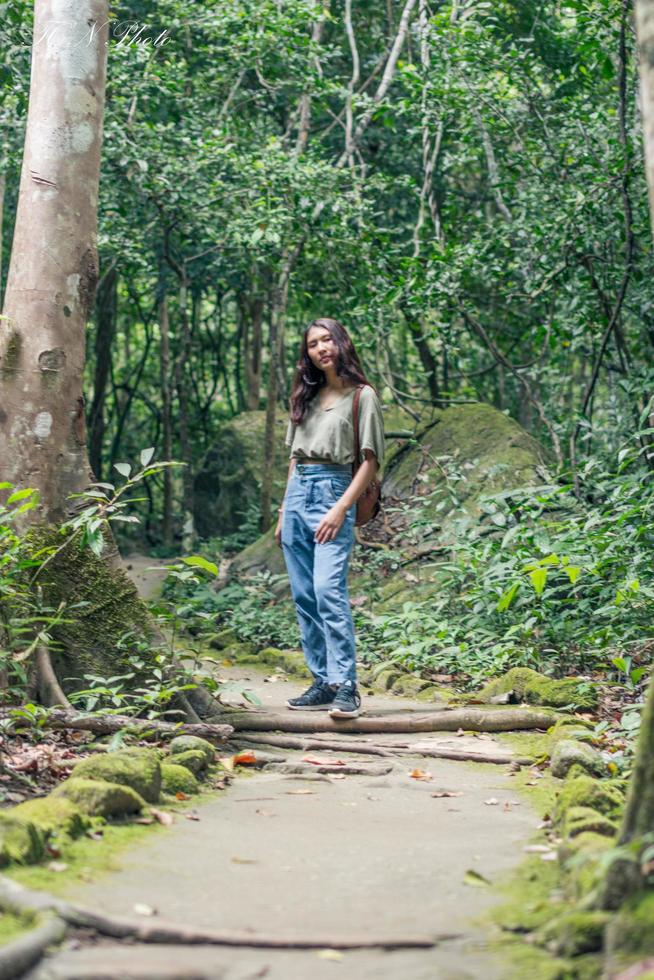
left=289, top=318, right=370, bottom=424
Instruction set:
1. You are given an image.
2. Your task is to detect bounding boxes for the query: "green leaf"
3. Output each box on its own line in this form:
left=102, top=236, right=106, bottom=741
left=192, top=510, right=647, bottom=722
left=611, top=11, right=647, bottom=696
left=114, top=463, right=131, bottom=478
left=564, top=566, right=582, bottom=584
left=181, top=555, right=219, bottom=577
left=497, top=581, right=519, bottom=612
left=140, top=447, right=155, bottom=467
left=528, top=568, right=548, bottom=595
left=7, top=488, right=35, bottom=504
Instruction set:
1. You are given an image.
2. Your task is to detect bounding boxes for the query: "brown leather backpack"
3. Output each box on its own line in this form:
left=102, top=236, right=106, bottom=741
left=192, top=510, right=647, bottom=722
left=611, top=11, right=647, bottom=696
left=352, top=385, right=382, bottom=526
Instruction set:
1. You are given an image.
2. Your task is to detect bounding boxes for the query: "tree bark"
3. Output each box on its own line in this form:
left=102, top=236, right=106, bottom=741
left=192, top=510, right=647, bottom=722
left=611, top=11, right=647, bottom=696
left=158, top=267, right=174, bottom=549
left=637, top=0, right=654, bottom=240
left=0, top=0, right=109, bottom=520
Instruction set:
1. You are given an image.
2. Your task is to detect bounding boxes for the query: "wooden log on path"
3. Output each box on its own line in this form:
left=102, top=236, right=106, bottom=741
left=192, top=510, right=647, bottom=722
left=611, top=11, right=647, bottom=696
left=225, top=706, right=557, bottom=734
left=0, top=707, right=234, bottom=743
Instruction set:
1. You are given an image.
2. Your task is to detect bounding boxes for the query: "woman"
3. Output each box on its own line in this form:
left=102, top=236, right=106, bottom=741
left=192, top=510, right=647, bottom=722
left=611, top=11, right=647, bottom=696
left=275, top=317, right=385, bottom=719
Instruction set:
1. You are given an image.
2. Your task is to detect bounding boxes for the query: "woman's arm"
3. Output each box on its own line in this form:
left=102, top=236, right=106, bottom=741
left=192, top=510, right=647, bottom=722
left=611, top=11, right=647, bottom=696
left=314, top=450, right=378, bottom=545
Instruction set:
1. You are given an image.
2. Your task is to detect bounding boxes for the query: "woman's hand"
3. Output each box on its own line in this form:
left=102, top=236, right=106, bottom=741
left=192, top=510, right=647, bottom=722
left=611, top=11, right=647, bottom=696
left=315, top=503, right=347, bottom=544
left=275, top=514, right=283, bottom=548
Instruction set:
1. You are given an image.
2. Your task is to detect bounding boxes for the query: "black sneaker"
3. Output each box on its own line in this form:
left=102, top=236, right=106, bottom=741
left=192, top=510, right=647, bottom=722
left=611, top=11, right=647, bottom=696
left=328, top=681, right=362, bottom=719
left=286, top=680, right=336, bottom=711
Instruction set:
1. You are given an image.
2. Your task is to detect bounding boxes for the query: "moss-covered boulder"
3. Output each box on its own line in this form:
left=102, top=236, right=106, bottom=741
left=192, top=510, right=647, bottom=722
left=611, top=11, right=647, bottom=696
left=170, top=749, right=208, bottom=775
left=161, top=763, right=200, bottom=795
left=53, top=778, right=145, bottom=818
left=535, top=910, right=609, bottom=957
left=71, top=748, right=161, bottom=803
left=0, top=812, right=44, bottom=866
left=563, top=806, right=618, bottom=839
left=480, top=668, right=597, bottom=710
left=547, top=718, right=595, bottom=745
left=550, top=740, right=605, bottom=779
left=225, top=402, right=550, bottom=604
left=193, top=408, right=290, bottom=539
left=169, top=736, right=215, bottom=767
left=12, top=797, right=88, bottom=839
left=554, top=774, right=625, bottom=824
left=605, top=891, right=654, bottom=959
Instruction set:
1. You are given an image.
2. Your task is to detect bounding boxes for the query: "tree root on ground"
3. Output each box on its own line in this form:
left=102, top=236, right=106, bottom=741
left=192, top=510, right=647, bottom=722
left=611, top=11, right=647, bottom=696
left=222, top=706, right=557, bottom=734
left=232, top=734, right=531, bottom=765
left=35, top=646, right=72, bottom=710
left=0, top=877, right=451, bottom=950
left=0, top=912, right=65, bottom=980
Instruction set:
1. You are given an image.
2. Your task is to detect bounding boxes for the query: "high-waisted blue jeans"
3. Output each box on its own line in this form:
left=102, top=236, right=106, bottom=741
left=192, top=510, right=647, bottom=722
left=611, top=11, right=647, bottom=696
left=281, top=463, right=357, bottom=685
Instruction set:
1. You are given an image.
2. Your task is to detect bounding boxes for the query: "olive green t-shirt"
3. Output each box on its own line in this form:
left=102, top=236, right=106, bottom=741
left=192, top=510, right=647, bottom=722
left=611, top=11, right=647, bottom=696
left=285, top=385, right=385, bottom=466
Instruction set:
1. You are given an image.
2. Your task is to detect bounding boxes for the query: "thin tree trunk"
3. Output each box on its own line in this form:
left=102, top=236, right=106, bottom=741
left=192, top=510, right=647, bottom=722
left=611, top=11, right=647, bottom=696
left=173, top=266, right=195, bottom=548
left=158, top=276, right=174, bottom=549
left=637, top=0, right=654, bottom=239
left=88, top=264, right=117, bottom=479
left=0, top=172, right=5, bottom=307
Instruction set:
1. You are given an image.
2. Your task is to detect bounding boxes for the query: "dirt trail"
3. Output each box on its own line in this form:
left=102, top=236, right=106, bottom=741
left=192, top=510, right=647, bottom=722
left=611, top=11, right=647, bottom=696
left=28, top=667, right=541, bottom=980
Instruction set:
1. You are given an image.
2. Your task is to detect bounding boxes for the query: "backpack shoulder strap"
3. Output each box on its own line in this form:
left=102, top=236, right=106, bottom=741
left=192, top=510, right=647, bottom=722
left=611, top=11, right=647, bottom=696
left=352, top=384, right=366, bottom=471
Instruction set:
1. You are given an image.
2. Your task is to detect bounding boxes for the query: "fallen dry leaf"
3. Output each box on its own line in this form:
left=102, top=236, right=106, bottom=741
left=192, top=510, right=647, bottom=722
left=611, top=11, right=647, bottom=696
left=134, top=816, right=154, bottom=825
left=409, top=769, right=433, bottom=781
left=218, top=757, right=235, bottom=772
left=234, top=751, right=257, bottom=766
left=231, top=857, right=258, bottom=864
left=523, top=845, right=554, bottom=854
left=484, top=798, right=499, bottom=806
left=302, top=756, right=346, bottom=766
left=317, top=950, right=344, bottom=961
left=186, top=811, right=200, bottom=822
left=133, top=903, right=157, bottom=917
left=48, top=861, right=68, bottom=873
left=175, top=791, right=188, bottom=801
left=285, top=789, right=315, bottom=795
left=329, top=773, right=347, bottom=780
left=256, top=809, right=275, bottom=817
left=431, top=791, right=463, bottom=799
left=150, top=808, right=174, bottom=826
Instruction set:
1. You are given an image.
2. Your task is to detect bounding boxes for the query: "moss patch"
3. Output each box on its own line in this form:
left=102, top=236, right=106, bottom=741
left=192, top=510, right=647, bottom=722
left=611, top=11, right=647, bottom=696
left=480, top=668, right=597, bottom=710
left=563, top=806, right=617, bottom=839
left=11, top=797, right=89, bottom=840
left=0, top=813, right=44, bottom=867
left=71, top=748, right=161, bottom=803
left=605, top=890, right=654, bottom=958
left=535, top=910, right=609, bottom=957
left=53, top=778, right=145, bottom=818
left=0, top=907, right=36, bottom=947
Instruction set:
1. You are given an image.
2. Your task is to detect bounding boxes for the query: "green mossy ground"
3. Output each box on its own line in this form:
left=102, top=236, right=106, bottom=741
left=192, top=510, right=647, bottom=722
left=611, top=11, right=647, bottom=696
left=11, top=797, right=89, bottom=839
left=170, top=749, right=209, bottom=775
left=0, top=813, right=44, bottom=867
left=554, top=775, right=624, bottom=824
left=0, top=907, right=36, bottom=947
left=169, top=735, right=215, bottom=767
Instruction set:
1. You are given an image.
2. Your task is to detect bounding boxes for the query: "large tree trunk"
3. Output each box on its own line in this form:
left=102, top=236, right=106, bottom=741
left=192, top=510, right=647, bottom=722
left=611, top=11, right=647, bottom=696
left=0, top=2, right=192, bottom=706
left=0, top=0, right=108, bottom=518
left=637, top=0, right=654, bottom=240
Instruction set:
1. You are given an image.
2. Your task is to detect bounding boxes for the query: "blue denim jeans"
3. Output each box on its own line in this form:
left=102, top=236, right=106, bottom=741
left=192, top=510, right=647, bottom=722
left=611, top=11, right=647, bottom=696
left=281, top=463, right=357, bottom=685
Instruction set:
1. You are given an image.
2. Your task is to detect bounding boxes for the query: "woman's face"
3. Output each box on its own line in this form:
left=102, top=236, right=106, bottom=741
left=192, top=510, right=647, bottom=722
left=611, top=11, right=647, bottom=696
left=306, top=325, right=338, bottom=372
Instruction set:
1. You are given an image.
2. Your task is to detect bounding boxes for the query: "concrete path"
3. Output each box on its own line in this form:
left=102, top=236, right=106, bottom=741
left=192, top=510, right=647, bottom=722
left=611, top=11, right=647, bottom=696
left=30, top=671, right=540, bottom=980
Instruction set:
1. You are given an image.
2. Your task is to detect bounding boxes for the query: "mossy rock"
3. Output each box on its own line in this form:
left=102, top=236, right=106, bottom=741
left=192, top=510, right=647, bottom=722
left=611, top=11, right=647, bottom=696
left=256, top=647, right=310, bottom=678
left=71, top=748, right=161, bottom=803
left=370, top=668, right=401, bottom=691
left=12, top=797, right=89, bottom=839
left=210, top=628, right=238, bottom=650
left=480, top=668, right=597, bottom=710
left=221, top=641, right=258, bottom=662
left=170, top=736, right=215, bottom=767
left=171, top=749, right=208, bottom=776
left=415, top=684, right=449, bottom=703
left=563, top=806, right=618, bottom=839
left=535, top=910, right=609, bottom=957
left=558, top=831, right=614, bottom=864
left=391, top=674, right=432, bottom=697
left=54, top=778, right=146, bottom=818
left=550, top=740, right=605, bottom=779
left=554, top=775, right=625, bottom=824
left=161, top=763, right=200, bottom=796
left=0, top=812, right=44, bottom=867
